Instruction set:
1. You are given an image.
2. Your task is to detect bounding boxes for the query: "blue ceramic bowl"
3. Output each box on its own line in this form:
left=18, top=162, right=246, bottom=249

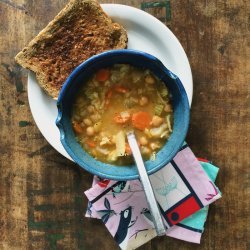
left=56, top=49, right=190, bottom=180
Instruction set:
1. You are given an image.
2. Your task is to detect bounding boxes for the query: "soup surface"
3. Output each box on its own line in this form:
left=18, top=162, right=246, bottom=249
left=71, top=64, right=173, bottom=165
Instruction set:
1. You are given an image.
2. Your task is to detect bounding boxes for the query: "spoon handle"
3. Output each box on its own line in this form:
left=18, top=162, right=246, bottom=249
left=127, top=131, right=166, bottom=236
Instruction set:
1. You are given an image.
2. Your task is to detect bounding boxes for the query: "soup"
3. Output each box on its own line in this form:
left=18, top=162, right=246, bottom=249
left=71, top=64, right=173, bottom=165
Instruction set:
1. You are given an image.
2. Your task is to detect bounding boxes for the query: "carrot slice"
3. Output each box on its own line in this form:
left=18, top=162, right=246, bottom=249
left=114, top=85, right=129, bottom=93
left=72, top=121, right=83, bottom=134
left=132, top=112, right=151, bottom=131
left=125, top=143, right=132, bottom=155
left=86, top=140, right=96, bottom=148
left=96, top=69, right=110, bottom=82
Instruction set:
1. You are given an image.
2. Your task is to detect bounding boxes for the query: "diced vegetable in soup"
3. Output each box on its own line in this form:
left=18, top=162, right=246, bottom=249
left=71, top=64, right=173, bottom=165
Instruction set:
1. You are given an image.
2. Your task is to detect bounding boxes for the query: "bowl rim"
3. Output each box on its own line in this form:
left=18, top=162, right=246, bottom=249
left=56, top=49, right=190, bottom=180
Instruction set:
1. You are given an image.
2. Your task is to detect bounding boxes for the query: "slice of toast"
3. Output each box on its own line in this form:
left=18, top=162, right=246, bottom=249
left=15, top=0, right=128, bottom=99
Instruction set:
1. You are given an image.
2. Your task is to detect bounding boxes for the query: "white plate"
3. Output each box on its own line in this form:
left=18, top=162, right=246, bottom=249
left=28, top=4, right=193, bottom=161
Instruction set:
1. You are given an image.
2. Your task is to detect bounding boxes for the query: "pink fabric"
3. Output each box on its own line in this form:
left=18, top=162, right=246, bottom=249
left=84, top=146, right=221, bottom=249
left=166, top=225, right=201, bottom=244
left=174, top=147, right=220, bottom=205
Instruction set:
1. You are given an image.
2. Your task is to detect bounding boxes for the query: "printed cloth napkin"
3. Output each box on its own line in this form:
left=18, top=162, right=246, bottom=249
left=84, top=144, right=221, bottom=249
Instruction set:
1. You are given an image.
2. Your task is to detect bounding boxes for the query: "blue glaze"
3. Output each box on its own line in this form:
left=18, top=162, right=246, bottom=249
left=56, top=49, right=190, bottom=180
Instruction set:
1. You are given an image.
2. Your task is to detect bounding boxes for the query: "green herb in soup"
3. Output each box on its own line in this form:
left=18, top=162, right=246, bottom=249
left=71, top=64, right=173, bottom=165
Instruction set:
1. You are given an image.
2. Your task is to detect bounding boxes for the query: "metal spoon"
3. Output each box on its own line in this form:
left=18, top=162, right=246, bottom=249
left=127, top=131, right=166, bottom=236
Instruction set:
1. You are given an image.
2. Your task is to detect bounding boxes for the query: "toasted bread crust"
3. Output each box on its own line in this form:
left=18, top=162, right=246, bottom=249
left=15, top=0, right=128, bottom=99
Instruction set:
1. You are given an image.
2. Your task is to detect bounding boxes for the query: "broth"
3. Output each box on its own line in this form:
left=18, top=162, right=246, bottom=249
left=71, top=64, right=173, bottom=165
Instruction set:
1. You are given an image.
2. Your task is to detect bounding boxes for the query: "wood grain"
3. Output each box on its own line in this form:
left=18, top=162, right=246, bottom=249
left=0, top=0, right=249, bottom=249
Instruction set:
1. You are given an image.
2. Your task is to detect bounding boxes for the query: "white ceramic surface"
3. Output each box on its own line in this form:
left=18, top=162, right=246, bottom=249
left=28, top=4, right=193, bottom=161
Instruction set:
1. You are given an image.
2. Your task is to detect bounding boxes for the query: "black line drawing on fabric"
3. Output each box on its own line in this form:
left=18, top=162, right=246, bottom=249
left=205, top=181, right=219, bottom=201
left=86, top=201, right=93, bottom=217
left=153, top=173, right=188, bottom=209
left=97, top=198, right=116, bottom=224
left=112, top=181, right=127, bottom=198
left=129, top=228, right=152, bottom=239
left=140, top=208, right=154, bottom=227
left=113, top=192, right=135, bottom=205
left=114, top=206, right=138, bottom=248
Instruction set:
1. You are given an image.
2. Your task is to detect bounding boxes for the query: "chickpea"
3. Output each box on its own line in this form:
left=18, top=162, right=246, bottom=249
left=87, top=105, right=95, bottom=113
left=164, top=103, right=173, bottom=113
left=141, top=146, right=151, bottom=156
left=139, top=96, right=148, bottom=106
left=150, top=142, right=160, bottom=150
left=86, top=126, right=95, bottom=136
left=139, top=136, right=148, bottom=146
left=151, top=115, right=163, bottom=127
left=83, top=118, right=92, bottom=126
left=145, top=75, right=155, bottom=84
left=90, top=113, right=101, bottom=122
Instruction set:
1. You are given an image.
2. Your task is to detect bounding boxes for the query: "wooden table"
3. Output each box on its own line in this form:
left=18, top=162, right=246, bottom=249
left=0, top=0, right=249, bottom=249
